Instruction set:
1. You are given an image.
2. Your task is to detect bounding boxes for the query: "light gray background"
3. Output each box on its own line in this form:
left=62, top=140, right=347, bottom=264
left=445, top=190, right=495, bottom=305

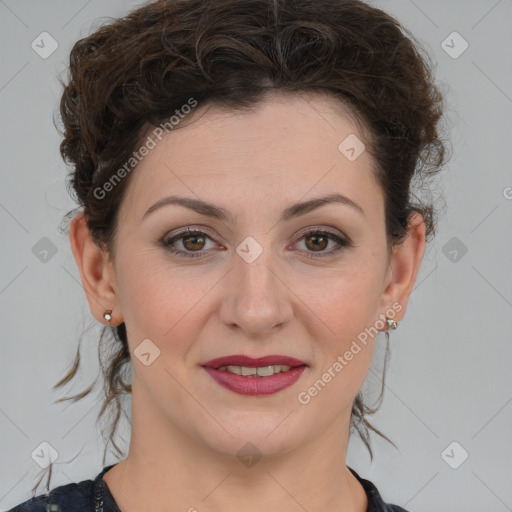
left=1, top=0, right=511, bottom=510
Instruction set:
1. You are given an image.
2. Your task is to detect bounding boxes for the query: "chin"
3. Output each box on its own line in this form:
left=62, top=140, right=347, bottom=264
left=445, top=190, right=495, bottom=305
left=194, top=410, right=308, bottom=460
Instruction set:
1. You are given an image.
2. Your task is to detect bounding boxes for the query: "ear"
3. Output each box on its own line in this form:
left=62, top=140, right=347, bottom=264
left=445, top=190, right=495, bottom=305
left=379, top=211, right=426, bottom=323
left=69, top=213, right=121, bottom=325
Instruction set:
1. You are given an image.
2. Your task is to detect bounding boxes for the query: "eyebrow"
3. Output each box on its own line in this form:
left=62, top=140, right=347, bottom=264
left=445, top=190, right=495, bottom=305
left=142, top=192, right=365, bottom=222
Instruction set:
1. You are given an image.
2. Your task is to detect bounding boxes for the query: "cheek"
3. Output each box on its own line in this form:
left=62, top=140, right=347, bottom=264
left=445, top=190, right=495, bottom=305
left=297, top=258, right=384, bottom=341
left=114, top=236, right=385, bottom=360
left=114, top=250, right=217, bottom=352
left=295, top=269, right=380, bottom=411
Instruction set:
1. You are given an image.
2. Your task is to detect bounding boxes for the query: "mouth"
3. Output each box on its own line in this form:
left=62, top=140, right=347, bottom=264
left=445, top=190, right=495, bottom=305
left=201, top=355, right=307, bottom=396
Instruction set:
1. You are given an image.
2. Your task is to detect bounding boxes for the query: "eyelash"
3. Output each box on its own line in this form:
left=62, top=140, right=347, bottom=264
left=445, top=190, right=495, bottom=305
left=161, top=227, right=352, bottom=259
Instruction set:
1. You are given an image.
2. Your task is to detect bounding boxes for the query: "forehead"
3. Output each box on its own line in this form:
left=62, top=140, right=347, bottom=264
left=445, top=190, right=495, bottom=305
left=118, top=92, right=383, bottom=225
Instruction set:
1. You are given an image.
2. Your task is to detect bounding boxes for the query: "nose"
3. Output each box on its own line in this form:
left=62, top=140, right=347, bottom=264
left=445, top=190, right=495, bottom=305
left=219, top=247, right=293, bottom=338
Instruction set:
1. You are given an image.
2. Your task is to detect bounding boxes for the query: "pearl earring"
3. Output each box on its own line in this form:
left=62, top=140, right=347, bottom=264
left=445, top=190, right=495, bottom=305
left=103, top=310, right=112, bottom=323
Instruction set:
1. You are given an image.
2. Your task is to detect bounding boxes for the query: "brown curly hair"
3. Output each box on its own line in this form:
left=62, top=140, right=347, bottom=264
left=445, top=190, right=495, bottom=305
left=34, top=0, right=448, bottom=495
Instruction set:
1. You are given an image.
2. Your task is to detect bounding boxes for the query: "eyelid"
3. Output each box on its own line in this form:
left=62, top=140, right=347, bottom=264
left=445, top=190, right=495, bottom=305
left=163, top=224, right=349, bottom=242
left=163, top=225, right=219, bottom=243
left=293, top=225, right=350, bottom=244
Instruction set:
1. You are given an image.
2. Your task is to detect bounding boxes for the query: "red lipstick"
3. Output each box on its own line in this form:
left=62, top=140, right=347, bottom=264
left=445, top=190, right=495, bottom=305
left=202, top=355, right=307, bottom=396
left=202, top=355, right=306, bottom=368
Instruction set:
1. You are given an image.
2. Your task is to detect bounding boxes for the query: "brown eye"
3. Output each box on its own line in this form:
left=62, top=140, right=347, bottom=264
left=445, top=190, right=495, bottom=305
left=295, top=229, right=351, bottom=258
left=304, top=233, right=329, bottom=251
left=182, top=233, right=207, bottom=251
left=162, top=227, right=351, bottom=260
left=162, top=229, right=216, bottom=258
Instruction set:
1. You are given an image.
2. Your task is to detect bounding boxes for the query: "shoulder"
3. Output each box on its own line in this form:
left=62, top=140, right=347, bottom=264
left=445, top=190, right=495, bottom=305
left=348, top=466, right=411, bottom=512
left=6, top=465, right=117, bottom=512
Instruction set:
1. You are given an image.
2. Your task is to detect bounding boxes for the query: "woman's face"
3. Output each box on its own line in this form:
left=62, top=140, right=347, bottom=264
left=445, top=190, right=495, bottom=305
left=83, top=92, right=421, bottom=458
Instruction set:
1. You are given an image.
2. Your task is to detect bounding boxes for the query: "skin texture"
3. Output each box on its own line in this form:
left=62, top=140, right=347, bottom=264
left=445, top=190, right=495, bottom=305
left=70, top=91, right=425, bottom=512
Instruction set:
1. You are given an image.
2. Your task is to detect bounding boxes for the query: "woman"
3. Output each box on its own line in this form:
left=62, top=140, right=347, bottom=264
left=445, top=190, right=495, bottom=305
left=8, top=0, right=446, bottom=510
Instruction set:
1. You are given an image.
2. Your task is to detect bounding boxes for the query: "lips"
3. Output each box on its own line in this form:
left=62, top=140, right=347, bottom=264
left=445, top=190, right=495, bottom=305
left=202, top=355, right=306, bottom=369
left=201, top=355, right=308, bottom=396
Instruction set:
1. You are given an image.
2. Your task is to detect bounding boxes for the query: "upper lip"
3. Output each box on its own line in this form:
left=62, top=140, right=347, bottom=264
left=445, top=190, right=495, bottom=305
left=202, top=355, right=307, bottom=369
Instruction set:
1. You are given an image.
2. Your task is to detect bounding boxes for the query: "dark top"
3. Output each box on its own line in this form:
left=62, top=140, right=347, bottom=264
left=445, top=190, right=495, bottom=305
left=7, top=464, right=410, bottom=512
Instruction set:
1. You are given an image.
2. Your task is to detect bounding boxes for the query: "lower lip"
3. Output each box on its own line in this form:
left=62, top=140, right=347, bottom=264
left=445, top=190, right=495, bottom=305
left=203, top=366, right=307, bottom=396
